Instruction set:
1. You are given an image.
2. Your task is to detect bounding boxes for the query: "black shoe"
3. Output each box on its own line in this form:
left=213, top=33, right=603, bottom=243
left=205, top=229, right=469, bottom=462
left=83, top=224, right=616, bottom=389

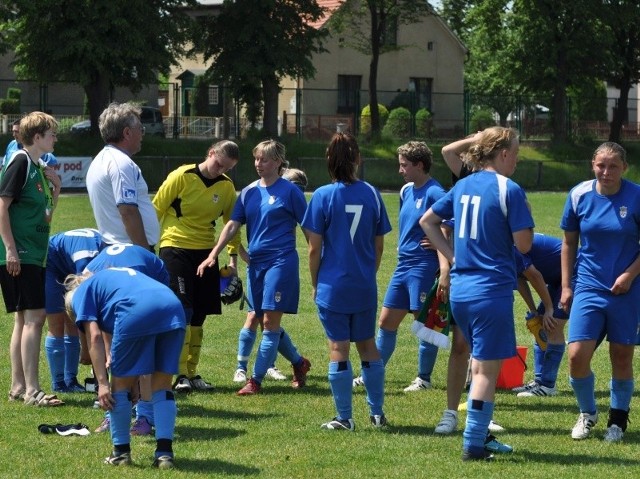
left=462, top=449, right=494, bottom=461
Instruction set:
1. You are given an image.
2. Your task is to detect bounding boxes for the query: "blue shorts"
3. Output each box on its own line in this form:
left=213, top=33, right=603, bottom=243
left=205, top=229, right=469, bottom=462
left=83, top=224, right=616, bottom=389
left=318, top=306, right=377, bottom=342
left=110, top=328, right=185, bottom=377
left=451, top=296, right=516, bottom=361
left=45, top=264, right=67, bottom=314
left=383, top=262, right=439, bottom=312
left=247, top=251, right=299, bottom=316
left=568, top=289, right=640, bottom=345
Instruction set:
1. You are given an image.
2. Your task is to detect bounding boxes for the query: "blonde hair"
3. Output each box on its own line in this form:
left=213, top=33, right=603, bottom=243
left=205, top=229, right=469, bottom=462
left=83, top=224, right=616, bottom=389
left=463, top=127, right=518, bottom=171
left=282, top=168, right=308, bottom=191
left=253, top=140, right=288, bottom=174
left=19, top=111, right=58, bottom=146
left=63, top=273, right=92, bottom=320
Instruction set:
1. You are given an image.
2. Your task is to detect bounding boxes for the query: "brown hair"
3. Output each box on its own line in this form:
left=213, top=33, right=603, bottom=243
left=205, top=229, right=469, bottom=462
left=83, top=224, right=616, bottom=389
left=326, top=132, right=360, bottom=182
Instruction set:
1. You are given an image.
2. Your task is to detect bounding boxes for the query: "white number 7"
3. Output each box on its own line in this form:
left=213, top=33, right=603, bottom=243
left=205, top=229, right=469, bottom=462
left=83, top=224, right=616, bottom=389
left=345, top=204, right=363, bottom=242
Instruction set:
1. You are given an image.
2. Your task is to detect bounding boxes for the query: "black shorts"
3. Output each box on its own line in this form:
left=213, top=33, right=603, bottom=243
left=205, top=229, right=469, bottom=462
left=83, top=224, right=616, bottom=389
left=0, top=264, right=46, bottom=313
left=159, top=247, right=221, bottom=316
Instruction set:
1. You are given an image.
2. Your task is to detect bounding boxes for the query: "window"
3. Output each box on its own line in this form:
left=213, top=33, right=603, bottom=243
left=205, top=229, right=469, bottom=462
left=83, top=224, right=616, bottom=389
left=409, top=77, right=433, bottom=111
left=381, top=17, right=398, bottom=47
left=208, top=86, right=219, bottom=106
left=337, top=75, right=361, bottom=114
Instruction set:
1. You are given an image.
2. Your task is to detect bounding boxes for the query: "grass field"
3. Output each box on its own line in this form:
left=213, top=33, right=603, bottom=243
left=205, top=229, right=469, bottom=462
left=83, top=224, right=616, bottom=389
left=1, top=192, right=639, bottom=478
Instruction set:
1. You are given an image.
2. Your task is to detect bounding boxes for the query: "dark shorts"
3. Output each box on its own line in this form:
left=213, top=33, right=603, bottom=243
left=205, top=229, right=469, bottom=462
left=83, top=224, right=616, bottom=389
left=159, top=247, right=221, bottom=317
left=0, top=264, right=46, bottom=313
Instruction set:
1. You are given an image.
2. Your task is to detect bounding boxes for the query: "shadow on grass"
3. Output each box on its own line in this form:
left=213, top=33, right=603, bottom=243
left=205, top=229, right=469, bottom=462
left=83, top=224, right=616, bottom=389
left=172, top=457, right=261, bottom=475
left=176, top=425, right=247, bottom=442
left=177, top=403, right=283, bottom=421
left=514, top=450, right=640, bottom=467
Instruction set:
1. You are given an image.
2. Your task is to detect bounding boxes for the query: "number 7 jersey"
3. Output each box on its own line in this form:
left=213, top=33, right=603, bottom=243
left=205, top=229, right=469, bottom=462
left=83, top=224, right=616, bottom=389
left=432, top=170, right=534, bottom=302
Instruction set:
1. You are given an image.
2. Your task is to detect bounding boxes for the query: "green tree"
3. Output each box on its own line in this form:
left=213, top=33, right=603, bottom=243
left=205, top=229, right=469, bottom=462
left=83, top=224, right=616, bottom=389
left=0, top=3, right=15, bottom=54
left=6, top=0, right=197, bottom=134
left=509, top=0, right=609, bottom=143
left=329, top=0, right=432, bottom=140
left=199, top=0, right=327, bottom=138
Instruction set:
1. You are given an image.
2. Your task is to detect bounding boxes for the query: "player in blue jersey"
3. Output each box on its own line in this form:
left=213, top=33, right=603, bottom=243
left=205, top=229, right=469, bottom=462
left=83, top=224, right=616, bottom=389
left=302, top=132, right=392, bottom=430
left=198, top=140, right=311, bottom=395
left=420, top=128, right=534, bottom=461
left=45, top=228, right=102, bottom=393
left=352, top=141, right=446, bottom=392
left=560, top=142, right=640, bottom=442
left=512, top=233, right=568, bottom=398
left=85, top=242, right=170, bottom=436
left=65, top=268, right=185, bottom=469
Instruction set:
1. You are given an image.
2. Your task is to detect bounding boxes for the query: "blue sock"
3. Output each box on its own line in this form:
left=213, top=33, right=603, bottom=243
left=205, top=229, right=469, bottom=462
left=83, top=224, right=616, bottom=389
left=328, top=361, right=353, bottom=420
left=376, top=328, right=397, bottom=365
left=63, top=335, right=81, bottom=385
left=463, top=398, right=494, bottom=453
left=136, top=399, right=155, bottom=425
left=361, top=359, right=384, bottom=416
left=111, top=391, right=132, bottom=447
left=418, top=340, right=438, bottom=382
left=45, top=336, right=65, bottom=389
left=277, top=328, right=302, bottom=365
left=540, top=342, right=565, bottom=388
left=253, top=330, right=280, bottom=382
left=610, top=378, right=634, bottom=411
left=152, top=390, right=177, bottom=443
left=533, top=342, right=544, bottom=382
left=237, top=328, right=256, bottom=371
left=570, top=373, right=596, bottom=414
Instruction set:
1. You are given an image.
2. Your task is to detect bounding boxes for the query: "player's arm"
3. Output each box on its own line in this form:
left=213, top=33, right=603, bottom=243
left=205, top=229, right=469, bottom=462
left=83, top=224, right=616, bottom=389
left=611, top=251, right=640, bottom=295
left=306, top=230, right=322, bottom=300
left=0, top=196, right=19, bottom=275
left=197, top=219, right=241, bottom=276
left=560, top=230, right=578, bottom=312
left=520, top=266, right=556, bottom=330
left=419, top=209, right=454, bottom=265
left=513, top=228, right=533, bottom=255
left=117, top=204, right=150, bottom=249
left=84, top=321, right=114, bottom=411
left=375, top=235, right=384, bottom=272
left=441, top=132, right=481, bottom=176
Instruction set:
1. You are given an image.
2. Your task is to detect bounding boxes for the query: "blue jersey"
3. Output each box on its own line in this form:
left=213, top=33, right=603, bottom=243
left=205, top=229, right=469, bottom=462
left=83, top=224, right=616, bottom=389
left=72, top=268, right=185, bottom=338
left=302, top=180, right=392, bottom=313
left=84, top=243, right=169, bottom=286
left=432, top=170, right=534, bottom=302
left=232, top=177, right=307, bottom=264
left=397, top=178, right=446, bottom=267
left=47, top=228, right=103, bottom=275
left=514, top=233, right=562, bottom=286
left=3, top=141, right=57, bottom=167
left=560, top=179, right=640, bottom=293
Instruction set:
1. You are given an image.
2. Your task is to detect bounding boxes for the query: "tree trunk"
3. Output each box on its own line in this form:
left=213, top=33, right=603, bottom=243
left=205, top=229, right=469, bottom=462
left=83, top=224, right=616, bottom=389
left=83, top=73, right=111, bottom=136
left=368, top=7, right=381, bottom=140
left=262, top=74, right=280, bottom=138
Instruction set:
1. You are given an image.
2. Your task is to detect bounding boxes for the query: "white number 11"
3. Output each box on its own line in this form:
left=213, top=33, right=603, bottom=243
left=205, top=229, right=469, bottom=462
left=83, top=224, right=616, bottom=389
left=458, top=195, right=480, bottom=239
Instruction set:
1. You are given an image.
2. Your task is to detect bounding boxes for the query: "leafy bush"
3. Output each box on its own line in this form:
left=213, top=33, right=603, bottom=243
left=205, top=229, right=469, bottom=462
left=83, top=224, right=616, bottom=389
left=0, top=99, right=20, bottom=114
left=415, top=108, right=433, bottom=138
left=7, top=88, right=21, bottom=101
left=470, top=108, right=496, bottom=132
left=360, top=103, right=389, bottom=135
left=382, top=107, right=411, bottom=139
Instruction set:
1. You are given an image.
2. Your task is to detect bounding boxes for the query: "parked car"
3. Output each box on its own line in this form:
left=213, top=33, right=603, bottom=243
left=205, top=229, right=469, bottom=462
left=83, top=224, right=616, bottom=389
left=70, top=106, right=166, bottom=137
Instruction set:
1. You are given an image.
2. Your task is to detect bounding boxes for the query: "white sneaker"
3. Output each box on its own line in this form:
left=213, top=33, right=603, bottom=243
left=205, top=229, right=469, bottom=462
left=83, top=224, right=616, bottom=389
left=571, top=412, right=598, bottom=440
left=517, top=383, right=557, bottom=397
left=434, top=409, right=458, bottom=434
left=403, top=377, right=431, bottom=392
left=352, top=376, right=365, bottom=388
left=265, top=367, right=287, bottom=381
left=512, top=380, right=537, bottom=394
left=488, top=420, right=506, bottom=433
left=603, top=424, right=624, bottom=442
left=233, top=369, right=247, bottom=383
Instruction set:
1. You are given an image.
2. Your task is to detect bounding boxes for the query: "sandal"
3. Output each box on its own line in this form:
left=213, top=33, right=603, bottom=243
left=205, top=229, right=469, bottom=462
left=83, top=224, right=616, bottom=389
left=24, top=390, right=65, bottom=407
left=8, top=390, right=25, bottom=402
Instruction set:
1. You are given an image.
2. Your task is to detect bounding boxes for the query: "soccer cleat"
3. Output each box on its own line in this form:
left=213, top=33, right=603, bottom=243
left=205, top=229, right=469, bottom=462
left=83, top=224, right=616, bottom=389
left=237, top=378, right=261, bottom=396
left=65, top=378, right=87, bottom=393
left=571, top=412, right=598, bottom=440
left=403, top=377, right=431, bottom=392
left=233, top=369, right=247, bottom=383
left=603, top=424, right=624, bottom=443
left=153, top=455, right=175, bottom=469
left=266, top=367, right=287, bottom=381
left=517, top=383, right=557, bottom=397
left=104, top=451, right=132, bottom=466
left=321, top=417, right=355, bottom=431
left=488, top=420, right=506, bottom=433
left=434, top=409, right=458, bottom=434
left=352, top=376, right=365, bottom=388
left=130, top=416, right=153, bottom=436
left=512, top=380, right=537, bottom=394
left=291, top=357, right=311, bottom=389
left=462, top=450, right=494, bottom=462
left=94, top=416, right=111, bottom=433
left=484, top=434, right=513, bottom=453
left=370, top=415, right=388, bottom=428
left=53, top=381, right=68, bottom=393
left=190, top=375, right=214, bottom=391
left=173, top=375, right=192, bottom=394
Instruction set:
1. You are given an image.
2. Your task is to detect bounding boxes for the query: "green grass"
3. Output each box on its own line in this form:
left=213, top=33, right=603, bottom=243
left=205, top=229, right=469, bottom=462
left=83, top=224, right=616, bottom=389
left=1, top=192, right=640, bottom=478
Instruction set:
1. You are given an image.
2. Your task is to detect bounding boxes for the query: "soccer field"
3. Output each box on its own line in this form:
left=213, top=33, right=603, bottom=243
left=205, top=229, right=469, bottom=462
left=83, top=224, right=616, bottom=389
left=1, top=192, right=639, bottom=478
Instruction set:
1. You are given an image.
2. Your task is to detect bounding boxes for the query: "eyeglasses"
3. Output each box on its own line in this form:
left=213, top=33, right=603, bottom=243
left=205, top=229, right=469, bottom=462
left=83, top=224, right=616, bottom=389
left=129, top=124, right=145, bottom=136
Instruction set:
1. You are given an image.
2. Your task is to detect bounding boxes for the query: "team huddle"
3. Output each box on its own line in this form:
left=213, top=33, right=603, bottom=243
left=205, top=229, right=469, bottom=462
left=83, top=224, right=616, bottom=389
left=1, top=104, right=639, bottom=468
